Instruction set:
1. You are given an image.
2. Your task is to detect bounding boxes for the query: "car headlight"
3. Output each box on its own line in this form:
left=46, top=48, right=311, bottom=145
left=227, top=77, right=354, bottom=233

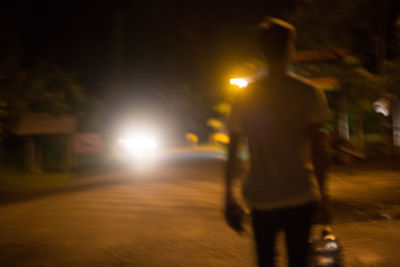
left=117, top=133, right=159, bottom=158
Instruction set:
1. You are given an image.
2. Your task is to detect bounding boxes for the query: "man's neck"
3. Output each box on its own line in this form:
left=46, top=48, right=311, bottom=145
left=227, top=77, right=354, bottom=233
left=268, top=69, right=287, bottom=79
left=268, top=62, right=288, bottom=79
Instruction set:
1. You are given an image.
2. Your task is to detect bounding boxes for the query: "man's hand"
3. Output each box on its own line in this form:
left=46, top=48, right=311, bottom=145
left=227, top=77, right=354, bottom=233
left=224, top=198, right=245, bottom=233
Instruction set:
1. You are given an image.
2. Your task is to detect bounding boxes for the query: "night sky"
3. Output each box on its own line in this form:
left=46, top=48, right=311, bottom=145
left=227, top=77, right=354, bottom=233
left=1, top=1, right=295, bottom=96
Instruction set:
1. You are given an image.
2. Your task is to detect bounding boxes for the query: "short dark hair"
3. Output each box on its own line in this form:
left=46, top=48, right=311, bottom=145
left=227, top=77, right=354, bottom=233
left=257, top=18, right=296, bottom=62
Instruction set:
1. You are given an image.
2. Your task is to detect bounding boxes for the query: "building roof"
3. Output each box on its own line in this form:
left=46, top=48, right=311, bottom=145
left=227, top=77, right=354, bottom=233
left=15, top=113, right=77, bottom=135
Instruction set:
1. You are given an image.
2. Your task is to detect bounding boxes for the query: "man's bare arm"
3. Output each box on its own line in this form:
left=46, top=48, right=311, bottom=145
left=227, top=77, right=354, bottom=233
left=225, top=132, right=241, bottom=201
left=310, top=124, right=330, bottom=200
left=224, top=131, right=245, bottom=232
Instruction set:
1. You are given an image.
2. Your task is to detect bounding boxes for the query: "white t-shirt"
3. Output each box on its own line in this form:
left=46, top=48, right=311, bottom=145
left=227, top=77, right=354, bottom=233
left=227, top=73, right=330, bottom=210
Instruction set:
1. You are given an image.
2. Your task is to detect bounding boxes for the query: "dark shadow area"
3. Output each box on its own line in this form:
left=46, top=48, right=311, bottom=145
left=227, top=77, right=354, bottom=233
left=330, top=196, right=400, bottom=224
left=0, top=242, right=48, bottom=266
left=331, top=157, right=400, bottom=173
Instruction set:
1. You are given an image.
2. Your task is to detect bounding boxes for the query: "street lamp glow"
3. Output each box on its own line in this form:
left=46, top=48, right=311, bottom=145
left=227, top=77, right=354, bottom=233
left=230, top=78, right=248, bottom=88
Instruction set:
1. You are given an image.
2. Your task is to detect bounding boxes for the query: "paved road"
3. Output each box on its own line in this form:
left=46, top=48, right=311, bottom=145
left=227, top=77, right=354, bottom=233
left=1, top=157, right=400, bottom=266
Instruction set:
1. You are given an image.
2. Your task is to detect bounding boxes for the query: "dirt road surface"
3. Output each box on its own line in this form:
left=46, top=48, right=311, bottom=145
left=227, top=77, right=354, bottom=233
left=0, top=158, right=399, bottom=266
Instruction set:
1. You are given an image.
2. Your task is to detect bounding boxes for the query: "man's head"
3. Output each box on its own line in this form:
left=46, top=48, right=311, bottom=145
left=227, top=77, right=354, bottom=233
left=257, top=18, right=296, bottom=64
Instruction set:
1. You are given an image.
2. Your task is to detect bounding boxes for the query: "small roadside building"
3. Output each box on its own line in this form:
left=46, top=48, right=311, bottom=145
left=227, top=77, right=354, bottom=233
left=15, top=113, right=77, bottom=172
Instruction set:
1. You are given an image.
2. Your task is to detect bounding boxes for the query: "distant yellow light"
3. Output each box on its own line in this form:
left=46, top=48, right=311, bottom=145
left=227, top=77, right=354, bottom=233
left=185, top=133, right=199, bottom=144
left=230, top=78, right=248, bottom=88
left=211, top=132, right=230, bottom=144
left=207, top=118, right=225, bottom=129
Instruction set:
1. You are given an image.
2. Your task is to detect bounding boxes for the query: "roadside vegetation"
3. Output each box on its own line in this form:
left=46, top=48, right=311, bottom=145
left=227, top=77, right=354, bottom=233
left=0, top=169, right=72, bottom=201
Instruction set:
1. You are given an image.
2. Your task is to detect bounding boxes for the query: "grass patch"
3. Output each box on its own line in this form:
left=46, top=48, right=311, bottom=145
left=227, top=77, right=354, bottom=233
left=0, top=169, right=72, bottom=197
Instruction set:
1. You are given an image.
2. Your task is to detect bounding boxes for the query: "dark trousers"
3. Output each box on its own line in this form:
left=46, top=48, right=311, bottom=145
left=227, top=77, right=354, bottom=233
left=251, top=203, right=315, bottom=267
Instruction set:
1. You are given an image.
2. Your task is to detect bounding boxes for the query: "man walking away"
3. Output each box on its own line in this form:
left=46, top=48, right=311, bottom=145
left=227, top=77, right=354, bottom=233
left=224, top=18, right=331, bottom=267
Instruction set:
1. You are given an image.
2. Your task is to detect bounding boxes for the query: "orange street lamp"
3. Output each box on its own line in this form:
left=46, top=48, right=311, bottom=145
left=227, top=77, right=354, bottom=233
left=230, top=78, right=248, bottom=88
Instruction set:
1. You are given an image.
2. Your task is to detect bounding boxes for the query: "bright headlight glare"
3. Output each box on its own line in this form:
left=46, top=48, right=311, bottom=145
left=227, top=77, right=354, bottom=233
left=118, top=134, right=158, bottom=155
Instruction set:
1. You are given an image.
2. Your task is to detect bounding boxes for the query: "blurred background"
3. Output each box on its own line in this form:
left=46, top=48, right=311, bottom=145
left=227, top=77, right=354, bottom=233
left=0, top=1, right=399, bottom=173
left=1, top=0, right=400, bottom=173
